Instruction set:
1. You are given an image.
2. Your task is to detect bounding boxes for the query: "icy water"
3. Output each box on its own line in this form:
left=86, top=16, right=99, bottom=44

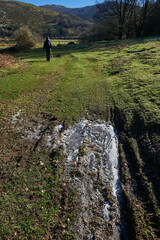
left=47, top=120, right=125, bottom=239
left=11, top=110, right=22, bottom=124
left=11, top=112, right=125, bottom=239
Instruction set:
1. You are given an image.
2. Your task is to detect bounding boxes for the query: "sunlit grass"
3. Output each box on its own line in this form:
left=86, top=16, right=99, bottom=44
left=0, top=38, right=160, bottom=239
left=1, top=40, right=160, bottom=126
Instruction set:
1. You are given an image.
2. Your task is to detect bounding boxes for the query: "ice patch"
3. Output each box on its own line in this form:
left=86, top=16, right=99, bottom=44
left=11, top=110, right=22, bottom=124
left=47, top=120, right=125, bottom=239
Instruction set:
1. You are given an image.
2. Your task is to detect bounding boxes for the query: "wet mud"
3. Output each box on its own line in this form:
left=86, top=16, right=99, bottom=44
left=45, top=120, right=126, bottom=240
left=3, top=109, right=160, bottom=239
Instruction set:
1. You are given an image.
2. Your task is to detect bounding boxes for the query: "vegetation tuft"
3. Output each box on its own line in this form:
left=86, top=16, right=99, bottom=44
left=0, top=54, right=18, bottom=69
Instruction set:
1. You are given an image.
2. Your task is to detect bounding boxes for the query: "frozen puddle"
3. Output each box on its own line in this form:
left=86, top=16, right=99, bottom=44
left=11, top=112, right=126, bottom=239
left=11, top=110, right=45, bottom=141
left=48, top=120, right=125, bottom=240
left=11, top=110, right=22, bottom=124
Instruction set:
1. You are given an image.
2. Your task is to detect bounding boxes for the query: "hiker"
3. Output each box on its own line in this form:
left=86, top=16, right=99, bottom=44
left=43, top=36, right=52, bottom=61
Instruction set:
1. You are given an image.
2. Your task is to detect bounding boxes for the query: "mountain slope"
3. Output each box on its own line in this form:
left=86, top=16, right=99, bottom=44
left=0, top=0, right=92, bottom=38
left=41, top=4, right=97, bottom=20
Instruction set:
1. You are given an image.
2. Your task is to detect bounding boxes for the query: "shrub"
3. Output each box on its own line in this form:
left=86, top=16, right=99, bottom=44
left=14, top=27, right=35, bottom=48
left=0, top=54, right=17, bottom=69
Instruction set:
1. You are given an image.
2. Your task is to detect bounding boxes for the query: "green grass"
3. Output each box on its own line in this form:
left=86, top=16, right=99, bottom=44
left=0, top=40, right=160, bottom=126
left=26, top=41, right=159, bottom=127
left=0, top=38, right=160, bottom=239
left=106, top=42, right=160, bottom=125
left=0, top=148, right=75, bottom=239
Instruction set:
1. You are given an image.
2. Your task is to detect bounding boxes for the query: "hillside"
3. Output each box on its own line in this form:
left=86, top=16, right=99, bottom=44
left=41, top=4, right=97, bottom=20
left=0, top=0, right=92, bottom=38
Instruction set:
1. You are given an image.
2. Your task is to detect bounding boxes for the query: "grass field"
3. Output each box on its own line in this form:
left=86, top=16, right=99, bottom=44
left=0, top=39, right=160, bottom=239
left=0, top=40, right=160, bottom=125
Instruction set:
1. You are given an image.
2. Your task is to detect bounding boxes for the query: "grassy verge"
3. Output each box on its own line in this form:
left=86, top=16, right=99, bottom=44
left=0, top=142, right=75, bottom=239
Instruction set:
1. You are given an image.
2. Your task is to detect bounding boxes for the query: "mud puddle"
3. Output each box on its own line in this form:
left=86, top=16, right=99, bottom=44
left=10, top=112, right=127, bottom=239
left=11, top=110, right=45, bottom=141
left=9, top=110, right=160, bottom=239
left=46, top=120, right=127, bottom=240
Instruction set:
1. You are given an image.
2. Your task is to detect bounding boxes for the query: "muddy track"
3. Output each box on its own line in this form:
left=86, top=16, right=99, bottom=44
left=112, top=107, right=160, bottom=239
left=29, top=110, right=160, bottom=239
left=1, top=107, right=160, bottom=239
left=44, top=120, right=124, bottom=240
left=5, top=111, right=124, bottom=239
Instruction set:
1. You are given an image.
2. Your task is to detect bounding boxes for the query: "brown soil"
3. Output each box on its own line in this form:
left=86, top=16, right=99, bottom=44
left=111, top=107, right=160, bottom=239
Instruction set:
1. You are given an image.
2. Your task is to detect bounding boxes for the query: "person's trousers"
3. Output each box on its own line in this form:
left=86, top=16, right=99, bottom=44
left=46, top=51, right=51, bottom=61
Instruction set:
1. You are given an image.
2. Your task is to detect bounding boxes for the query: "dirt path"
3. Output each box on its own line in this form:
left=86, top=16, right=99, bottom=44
left=1, top=106, right=159, bottom=239
left=45, top=120, right=127, bottom=240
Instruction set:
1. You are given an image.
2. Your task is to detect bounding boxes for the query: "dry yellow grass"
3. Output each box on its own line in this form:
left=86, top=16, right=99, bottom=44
left=0, top=54, right=17, bottom=69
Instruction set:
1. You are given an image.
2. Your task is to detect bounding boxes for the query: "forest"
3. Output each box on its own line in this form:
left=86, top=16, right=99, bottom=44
left=82, top=0, right=160, bottom=41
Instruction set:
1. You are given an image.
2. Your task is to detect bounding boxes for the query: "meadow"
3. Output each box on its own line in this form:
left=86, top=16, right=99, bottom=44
left=0, top=39, right=160, bottom=126
left=0, top=39, right=160, bottom=239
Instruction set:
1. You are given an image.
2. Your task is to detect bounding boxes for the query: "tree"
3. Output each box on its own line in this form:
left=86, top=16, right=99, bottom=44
left=132, top=0, right=153, bottom=37
left=143, top=0, right=160, bottom=35
left=95, top=0, right=133, bottom=39
left=94, top=0, right=153, bottom=39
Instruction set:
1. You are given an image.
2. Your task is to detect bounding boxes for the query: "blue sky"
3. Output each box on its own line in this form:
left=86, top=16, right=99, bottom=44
left=18, top=0, right=104, bottom=8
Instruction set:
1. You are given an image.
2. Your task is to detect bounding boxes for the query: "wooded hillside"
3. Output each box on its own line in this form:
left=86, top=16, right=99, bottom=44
left=0, top=0, right=92, bottom=38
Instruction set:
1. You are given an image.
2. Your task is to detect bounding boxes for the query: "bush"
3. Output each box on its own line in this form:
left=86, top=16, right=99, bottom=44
left=14, top=27, right=35, bottom=48
left=0, top=54, right=17, bottom=69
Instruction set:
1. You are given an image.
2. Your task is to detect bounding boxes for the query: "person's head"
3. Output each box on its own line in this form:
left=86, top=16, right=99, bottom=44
left=46, top=36, right=49, bottom=41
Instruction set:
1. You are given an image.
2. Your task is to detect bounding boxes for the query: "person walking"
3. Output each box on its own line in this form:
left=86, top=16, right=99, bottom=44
left=43, top=36, right=52, bottom=62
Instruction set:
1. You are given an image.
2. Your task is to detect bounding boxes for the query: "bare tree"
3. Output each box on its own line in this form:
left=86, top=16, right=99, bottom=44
left=133, top=0, right=153, bottom=36
left=144, top=0, right=160, bottom=35
left=95, top=0, right=133, bottom=39
left=95, top=0, right=153, bottom=39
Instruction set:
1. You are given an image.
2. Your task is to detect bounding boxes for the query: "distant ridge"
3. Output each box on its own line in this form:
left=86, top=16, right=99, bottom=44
left=0, top=1, right=93, bottom=38
left=41, top=4, right=97, bottom=20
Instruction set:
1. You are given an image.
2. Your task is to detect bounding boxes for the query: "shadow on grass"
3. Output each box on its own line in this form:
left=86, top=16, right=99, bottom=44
left=2, top=36, right=160, bottom=61
left=14, top=43, right=116, bottom=61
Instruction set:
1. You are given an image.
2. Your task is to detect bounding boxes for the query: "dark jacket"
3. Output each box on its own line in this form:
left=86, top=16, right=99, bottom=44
left=43, top=38, right=52, bottom=52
